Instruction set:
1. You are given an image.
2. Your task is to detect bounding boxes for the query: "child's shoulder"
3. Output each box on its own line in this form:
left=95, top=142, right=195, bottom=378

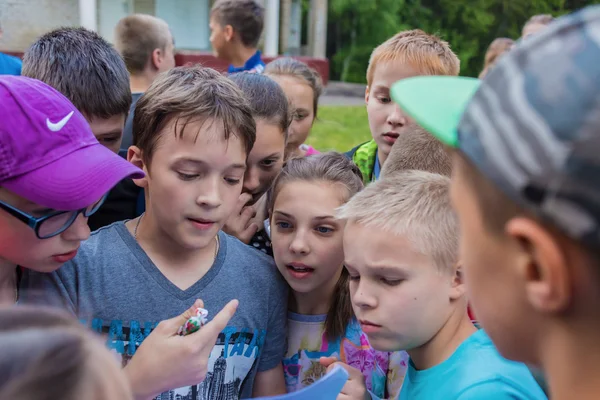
left=452, top=330, right=547, bottom=399
left=221, top=232, right=281, bottom=273
left=220, top=231, right=287, bottom=298
left=83, top=221, right=128, bottom=250
left=64, top=221, right=134, bottom=271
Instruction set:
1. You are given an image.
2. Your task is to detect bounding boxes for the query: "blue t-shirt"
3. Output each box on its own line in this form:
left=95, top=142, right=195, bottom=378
left=373, top=153, right=382, bottom=181
left=21, top=222, right=288, bottom=399
left=400, top=329, right=547, bottom=400
left=0, top=52, right=22, bottom=75
left=228, top=50, right=265, bottom=74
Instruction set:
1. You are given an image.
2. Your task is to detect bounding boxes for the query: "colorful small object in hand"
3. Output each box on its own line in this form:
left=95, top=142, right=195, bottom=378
left=178, top=307, right=209, bottom=336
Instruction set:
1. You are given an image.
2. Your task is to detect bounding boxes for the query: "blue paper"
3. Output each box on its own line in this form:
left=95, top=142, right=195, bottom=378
left=252, top=364, right=349, bottom=399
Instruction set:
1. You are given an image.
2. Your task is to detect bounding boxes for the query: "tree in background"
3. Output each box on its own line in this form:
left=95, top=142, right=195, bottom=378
left=326, top=0, right=600, bottom=82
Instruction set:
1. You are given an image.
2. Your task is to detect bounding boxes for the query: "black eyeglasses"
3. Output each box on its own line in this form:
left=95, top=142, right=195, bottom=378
left=0, top=195, right=107, bottom=239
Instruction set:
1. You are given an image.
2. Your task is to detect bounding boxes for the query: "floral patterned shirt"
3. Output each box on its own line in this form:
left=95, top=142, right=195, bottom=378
left=283, top=312, right=408, bottom=398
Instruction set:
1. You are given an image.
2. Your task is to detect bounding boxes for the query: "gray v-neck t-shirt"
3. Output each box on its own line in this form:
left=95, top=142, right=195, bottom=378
left=21, top=222, right=288, bottom=399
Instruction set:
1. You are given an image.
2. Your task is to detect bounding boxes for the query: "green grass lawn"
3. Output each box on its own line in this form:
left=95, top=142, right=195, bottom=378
left=305, top=105, right=371, bottom=152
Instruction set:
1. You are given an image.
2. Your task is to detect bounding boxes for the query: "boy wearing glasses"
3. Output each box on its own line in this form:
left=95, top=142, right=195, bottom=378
left=0, top=75, right=143, bottom=304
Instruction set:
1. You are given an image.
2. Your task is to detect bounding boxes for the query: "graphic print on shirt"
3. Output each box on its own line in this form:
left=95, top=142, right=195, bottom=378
left=283, top=327, right=392, bottom=397
left=86, top=318, right=265, bottom=400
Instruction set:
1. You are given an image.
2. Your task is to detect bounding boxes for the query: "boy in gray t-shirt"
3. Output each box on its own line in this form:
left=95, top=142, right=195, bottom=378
left=21, top=66, right=288, bottom=399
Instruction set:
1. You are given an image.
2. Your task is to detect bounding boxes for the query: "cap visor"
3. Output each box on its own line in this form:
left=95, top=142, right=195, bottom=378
left=390, top=76, right=481, bottom=148
left=3, top=143, right=144, bottom=210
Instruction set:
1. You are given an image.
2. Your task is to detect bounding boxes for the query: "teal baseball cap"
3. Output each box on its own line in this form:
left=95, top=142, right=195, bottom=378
left=390, top=76, right=480, bottom=148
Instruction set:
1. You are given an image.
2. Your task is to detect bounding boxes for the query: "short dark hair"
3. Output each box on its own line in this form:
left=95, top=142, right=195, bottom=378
left=22, top=27, right=131, bottom=120
left=114, top=14, right=171, bottom=74
left=229, top=72, right=291, bottom=142
left=133, top=66, right=256, bottom=165
left=211, top=0, right=264, bottom=48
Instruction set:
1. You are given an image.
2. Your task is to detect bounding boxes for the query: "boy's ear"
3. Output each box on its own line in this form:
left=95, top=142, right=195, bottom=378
left=505, top=217, right=571, bottom=314
left=365, top=86, right=370, bottom=104
left=127, top=146, right=149, bottom=189
left=224, top=24, right=234, bottom=42
left=449, top=261, right=467, bottom=300
left=151, top=48, right=162, bottom=70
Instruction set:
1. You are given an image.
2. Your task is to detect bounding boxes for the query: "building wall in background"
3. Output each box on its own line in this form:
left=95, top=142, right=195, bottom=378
left=0, top=0, right=328, bottom=80
left=0, top=0, right=79, bottom=51
left=156, top=0, right=210, bottom=50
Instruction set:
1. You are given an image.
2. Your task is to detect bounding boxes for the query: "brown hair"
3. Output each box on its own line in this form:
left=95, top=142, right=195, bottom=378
left=22, top=27, right=131, bottom=120
left=229, top=72, right=291, bottom=142
left=380, top=125, right=452, bottom=178
left=114, top=14, right=172, bottom=74
left=524, top=14, right=554, bottom=29
left=211, top=0, right=264, bottom=48
left=366, top=29, right=460, bottom=87
left=265, top=57, right=324, bottom=120
left=0, top=306, right=131, bottom=400
left=456, top=154, right=523, bottom=236
left=457, top=154, right=600, bottom=269
left=133, top=66, right=256, bottom=165
left=479, top=38, right=514, bottom=79
left=268, top=153, right=364, bottom=339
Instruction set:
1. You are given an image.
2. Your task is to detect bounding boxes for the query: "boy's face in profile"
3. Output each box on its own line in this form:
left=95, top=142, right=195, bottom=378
left=366, top=61, right=421, bottom=164
left=449, top=156, right=528, bottom=360
left=209, top=17, right=229, bottom=60
left=344, top=221, right=457, bottom=352
left=132, top=117, right=246, bottom=250
left=0, top=189, right=90, bottom=272
left=88, top=114, right=125, bottom=154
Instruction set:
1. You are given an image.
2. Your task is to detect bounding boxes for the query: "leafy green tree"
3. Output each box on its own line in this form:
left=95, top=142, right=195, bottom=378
left=325, top=0, right=600, bottom=82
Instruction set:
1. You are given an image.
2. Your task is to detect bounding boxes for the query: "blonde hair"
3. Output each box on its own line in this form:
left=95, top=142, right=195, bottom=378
left=380, top=125, right=452, bottom=178
left=338, top=170, right=458, bottom=271
left=479, top=37, right=514, bottom=79
left=366, top=29, right=460, bottom=87
left=114, top=14, right=171, bottom=74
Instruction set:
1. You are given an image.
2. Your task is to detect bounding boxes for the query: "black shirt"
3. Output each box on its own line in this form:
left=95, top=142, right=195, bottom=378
left=88, top=92, right=144, bottom=231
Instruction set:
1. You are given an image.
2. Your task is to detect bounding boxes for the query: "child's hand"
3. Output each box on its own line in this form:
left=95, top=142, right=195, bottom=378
left=124, top=299, right=239, bottom=400
left=320, top=356, right=371, bottom=400
left=223, top=193, right=259, bottom=244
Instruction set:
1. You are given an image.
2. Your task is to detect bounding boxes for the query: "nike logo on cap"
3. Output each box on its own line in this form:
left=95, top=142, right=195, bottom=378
left=46, top=111, right=74, bottom=132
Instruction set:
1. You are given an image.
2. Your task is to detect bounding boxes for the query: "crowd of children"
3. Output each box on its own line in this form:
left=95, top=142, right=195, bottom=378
left=1, top=1, right=598, bottom=399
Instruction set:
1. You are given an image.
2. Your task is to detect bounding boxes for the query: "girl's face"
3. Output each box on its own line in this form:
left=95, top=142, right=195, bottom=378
left=270, top=75, right=315, bottom=150
left=0, top=189, right=90, bottom=272
left=271, top=180, right=346, bottom=295
left=243, top=118, right=286, bottom=205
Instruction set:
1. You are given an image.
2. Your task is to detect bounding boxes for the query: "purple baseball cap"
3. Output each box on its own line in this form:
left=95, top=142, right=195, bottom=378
left=0, top=75, right=144, bottom=210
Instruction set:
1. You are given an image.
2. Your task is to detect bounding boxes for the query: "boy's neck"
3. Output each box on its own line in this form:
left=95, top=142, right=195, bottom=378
left=0, top=261, right=18, bottom=306
left=130, top=72, right=156, bottom=94
left=229, top=46, right=258, bottom=69
left=126, top=214, right=219, bottom=288
left=543, top=320, right=600, bottom=400
left=376, top=147, right=388, bottom=170
left=408, top=305, right=476, bottom=371
left=289, top=268, right=342, bottom=315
